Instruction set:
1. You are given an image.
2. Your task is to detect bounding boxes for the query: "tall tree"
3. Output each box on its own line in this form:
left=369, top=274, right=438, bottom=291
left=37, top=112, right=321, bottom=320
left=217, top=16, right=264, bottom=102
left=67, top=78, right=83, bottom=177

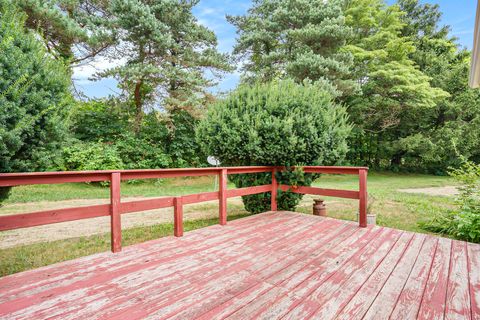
left=97, top=0, right=231, bottom=133
left=0, top=0, right=72, bottom=200
left=228, top=0, right=357, bottom=97
left=15, top=0, right=114, bottom=64
left=343, top=0, right=448, bottom=169
left=395, top=0, right=480, bottom=171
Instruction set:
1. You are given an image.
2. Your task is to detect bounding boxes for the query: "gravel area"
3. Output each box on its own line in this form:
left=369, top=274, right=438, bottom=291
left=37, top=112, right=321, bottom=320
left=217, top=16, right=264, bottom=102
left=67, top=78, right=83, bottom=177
left=397, top=186, right=459, bottom=197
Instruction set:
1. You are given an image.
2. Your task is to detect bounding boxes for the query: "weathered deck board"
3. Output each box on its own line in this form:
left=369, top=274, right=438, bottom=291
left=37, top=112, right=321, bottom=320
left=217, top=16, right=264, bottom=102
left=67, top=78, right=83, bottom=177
left=0, top=211, right=478, bottom=320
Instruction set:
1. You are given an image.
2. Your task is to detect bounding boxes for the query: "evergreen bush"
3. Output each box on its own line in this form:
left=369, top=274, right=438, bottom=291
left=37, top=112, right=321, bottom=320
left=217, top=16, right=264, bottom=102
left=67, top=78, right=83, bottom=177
left=196, top=80, right=351, bottom=213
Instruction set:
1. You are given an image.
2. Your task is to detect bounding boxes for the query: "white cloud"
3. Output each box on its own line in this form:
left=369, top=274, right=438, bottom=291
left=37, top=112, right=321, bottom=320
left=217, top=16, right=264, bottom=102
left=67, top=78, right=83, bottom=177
left=72, top=57, right=125, bottom=81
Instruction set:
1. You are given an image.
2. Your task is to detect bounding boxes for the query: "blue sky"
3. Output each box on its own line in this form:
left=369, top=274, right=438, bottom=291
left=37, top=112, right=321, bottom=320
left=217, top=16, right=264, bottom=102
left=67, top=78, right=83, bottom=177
left=74, top=0, right=477, bottom=98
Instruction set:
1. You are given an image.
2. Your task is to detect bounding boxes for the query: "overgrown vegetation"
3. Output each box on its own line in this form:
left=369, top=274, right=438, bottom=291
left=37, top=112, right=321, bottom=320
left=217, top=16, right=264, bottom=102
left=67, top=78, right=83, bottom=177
left=421, top=161, right=480, bottom=242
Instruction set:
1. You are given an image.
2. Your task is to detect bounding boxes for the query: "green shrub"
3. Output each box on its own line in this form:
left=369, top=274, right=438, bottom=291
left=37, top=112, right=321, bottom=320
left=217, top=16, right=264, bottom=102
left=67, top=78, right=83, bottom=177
left=115, top=134, right=170, bottom=169
left=70, top=99, right=129, bottom=142
left=0, top=187, right=11, bottom=207
left=196, top=80, right=351, bottom=213
left=62, top=142, right=124, bottom=171
left=421, top=161, right=480, bottom=242
left=164, top=110, right=206, bottom=167
left=0, top=2, right=71, bottom=173
left=449, top=161, right=480, bottom=242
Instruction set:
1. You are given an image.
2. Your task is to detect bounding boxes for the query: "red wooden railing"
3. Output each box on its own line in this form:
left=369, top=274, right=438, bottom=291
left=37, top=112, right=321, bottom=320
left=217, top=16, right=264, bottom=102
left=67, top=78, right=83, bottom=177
left=0, top=166, right=368, bottom=252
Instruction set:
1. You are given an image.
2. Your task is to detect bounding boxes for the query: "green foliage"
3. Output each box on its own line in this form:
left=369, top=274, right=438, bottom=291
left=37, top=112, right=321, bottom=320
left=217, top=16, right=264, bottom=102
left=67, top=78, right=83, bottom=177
left=15, top=0, right=114, bottom=63
left=70, top=99, right=129, bottom=142
left=65, top=97, right=205, bottom=169
left=197, top=80, right=351, bottom=213
left=0, top=187, right=11, bottom=206
left=343, top=0, right=450, bottom=172
left=164, top=110, right=205, bottom=167
left=228, top=0, right=357, bottom=97
left=61, top=135, right=173, bottom=172
left=421, top=161, right=480, bottom=242
left=114, top=134, right=170, bottom=169
left=0, top=1, right=71, bottom=174
left=62, top=142, right=124, bottom=171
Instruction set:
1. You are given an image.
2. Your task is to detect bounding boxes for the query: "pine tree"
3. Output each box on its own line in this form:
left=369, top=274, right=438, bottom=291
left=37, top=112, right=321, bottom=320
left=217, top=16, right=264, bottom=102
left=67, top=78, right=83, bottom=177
left=97, top=0, right=231, bottom=133
left=15, top=0, right=114, bottom=64
left=228, top=0, right=357, bottom=97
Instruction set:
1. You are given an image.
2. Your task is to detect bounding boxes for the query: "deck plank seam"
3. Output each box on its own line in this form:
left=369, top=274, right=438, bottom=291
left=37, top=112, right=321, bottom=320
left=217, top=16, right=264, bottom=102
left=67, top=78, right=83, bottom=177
left=190, top=220, right=358, bottom=320
left=2, top=215, right=318, bottom=318
left=306, top=229, right=406, bottom=320
left=228, top=223, right=359, bottom=319
left=0, top=214, right=307, bottom=313
left=466, top=241, right=474, bottom=320
left=416, top=237, right=440, bottom=320
left=287, top=226, right=384, bottom=296
left=335, top=231, right=416, bottom=319
left=270, top=225, right=369, bottom=293
left=105, top=216, right=329, bottom=319
left=0, top=212, right=284, bottom=290
left=188, top=219, right=356, bottom=318
left=384, top=234, right=428, bottom=320
left=274, top=227, right=387, bottom=320
left=154, top=218, right=343, bottom=319
left=444, top=238, right=454, bottom=320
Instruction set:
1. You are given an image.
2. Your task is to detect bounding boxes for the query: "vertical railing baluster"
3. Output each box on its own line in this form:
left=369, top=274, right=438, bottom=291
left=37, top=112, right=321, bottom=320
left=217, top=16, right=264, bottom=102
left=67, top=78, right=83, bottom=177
left=359, top=169, right=368, bottom=228
left=174, top=197, right=183, bottom=237
left=110, top=172, right=122, bottom=252
left=271, top=168, right=278, bottom=211
left=219, top=169, right=227, bottom=225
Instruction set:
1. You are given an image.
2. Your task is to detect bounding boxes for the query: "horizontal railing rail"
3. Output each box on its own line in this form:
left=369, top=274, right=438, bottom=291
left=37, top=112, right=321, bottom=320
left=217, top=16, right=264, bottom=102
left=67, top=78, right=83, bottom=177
left=0, top=166, right=368, bottom=252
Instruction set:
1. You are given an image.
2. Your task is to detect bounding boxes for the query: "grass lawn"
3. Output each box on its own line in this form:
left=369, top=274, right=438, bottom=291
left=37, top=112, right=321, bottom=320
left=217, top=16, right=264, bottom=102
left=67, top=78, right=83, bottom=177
left=302, top=171, right=457, bottom=233
left=0, top=171, right=458, bottom=276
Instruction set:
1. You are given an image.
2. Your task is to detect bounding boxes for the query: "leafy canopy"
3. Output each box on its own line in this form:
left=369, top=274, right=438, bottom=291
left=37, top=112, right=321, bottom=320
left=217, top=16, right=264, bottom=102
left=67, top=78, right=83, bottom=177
left=343, top=0, right=449, bottom=169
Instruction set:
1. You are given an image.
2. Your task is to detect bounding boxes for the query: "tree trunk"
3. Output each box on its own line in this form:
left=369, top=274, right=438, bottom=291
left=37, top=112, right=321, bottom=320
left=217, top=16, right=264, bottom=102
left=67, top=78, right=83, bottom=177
left=134, top=80, right=143, bottom=134
left=391, top=152, right=404, bottom=167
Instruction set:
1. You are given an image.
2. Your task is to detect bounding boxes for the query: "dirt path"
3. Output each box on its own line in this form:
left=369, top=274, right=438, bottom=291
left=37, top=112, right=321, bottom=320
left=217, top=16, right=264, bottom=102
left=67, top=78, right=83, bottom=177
left=397, top=186, right=459, bottom=197
left=0, top=197, right=244, bottom=249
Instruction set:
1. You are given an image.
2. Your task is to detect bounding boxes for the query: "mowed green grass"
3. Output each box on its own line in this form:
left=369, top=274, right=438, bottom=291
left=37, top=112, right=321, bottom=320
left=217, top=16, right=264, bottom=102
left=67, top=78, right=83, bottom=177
left=0, top=172, right=457, bottom=276
left=305, top=172, right=457, bottom=233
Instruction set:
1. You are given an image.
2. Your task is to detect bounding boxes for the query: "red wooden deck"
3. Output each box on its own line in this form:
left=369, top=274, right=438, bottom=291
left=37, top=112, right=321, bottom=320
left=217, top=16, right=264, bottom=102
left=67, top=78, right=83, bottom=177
left=1, top=211, right=479, bottom=320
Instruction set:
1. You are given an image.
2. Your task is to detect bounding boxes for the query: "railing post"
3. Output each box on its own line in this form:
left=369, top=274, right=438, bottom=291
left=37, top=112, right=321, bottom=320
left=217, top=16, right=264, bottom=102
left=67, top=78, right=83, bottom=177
left=359, top=169, right=368, bottom=228
left=219, top=169, right=227, bottom=225
left=271, top=169, right=277, bottom=211
left=174, top=197, right=183, bottom=237
left=110, top=172, right=122, bottom=252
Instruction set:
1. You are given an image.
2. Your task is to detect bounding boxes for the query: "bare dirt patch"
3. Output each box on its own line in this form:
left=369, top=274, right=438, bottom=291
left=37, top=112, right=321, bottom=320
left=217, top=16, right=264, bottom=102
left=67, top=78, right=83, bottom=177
left=0, top=197, right=244, bottom=249
left=397, top=186, right=459, bottom=197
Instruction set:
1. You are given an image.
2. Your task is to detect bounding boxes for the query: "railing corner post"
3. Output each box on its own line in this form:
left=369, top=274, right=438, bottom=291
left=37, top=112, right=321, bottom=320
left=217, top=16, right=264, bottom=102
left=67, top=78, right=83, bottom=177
left=219, top=169, right=227, bottom=225
left=110, top=172, right=122, bottom=252
left=359, top=169, right=368, bottom=228
left=271, top=168, right=278, bottom=212
left=174, top=196, right=184, bottom=237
